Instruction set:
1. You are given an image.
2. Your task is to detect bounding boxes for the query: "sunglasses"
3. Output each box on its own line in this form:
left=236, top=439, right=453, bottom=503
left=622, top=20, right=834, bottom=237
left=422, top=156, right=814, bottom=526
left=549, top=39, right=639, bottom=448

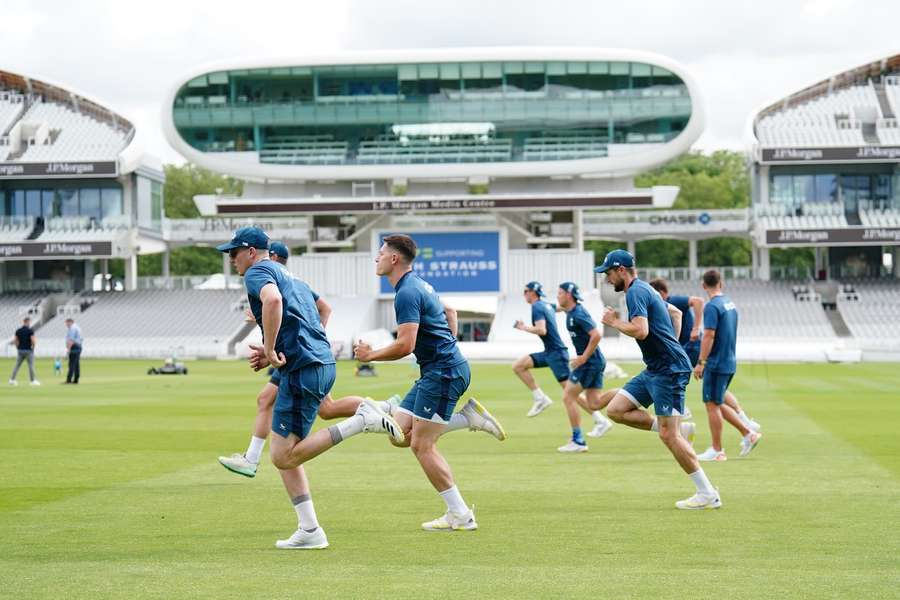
left=228, top=246, right=249, bottom=259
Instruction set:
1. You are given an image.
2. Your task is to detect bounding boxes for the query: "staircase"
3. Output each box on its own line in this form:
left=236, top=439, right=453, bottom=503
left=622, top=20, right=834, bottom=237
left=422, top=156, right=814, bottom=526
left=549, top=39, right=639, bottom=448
left=861, top=121, right=880, bottom=144
left=823, top=305, right=852, bottom=337
left=874, top=80, right=895, bottom=118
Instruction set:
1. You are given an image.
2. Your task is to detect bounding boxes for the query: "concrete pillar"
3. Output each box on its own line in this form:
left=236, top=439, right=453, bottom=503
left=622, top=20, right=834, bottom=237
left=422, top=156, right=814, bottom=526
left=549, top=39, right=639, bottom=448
left=759, top=246, right=771, bottom=281
left=688, top=239, right=698, bottom=279
left=162, top=249, right=171, bottom=279
left=572, top=209, right=583, bottom=251
left=84, top=260, right=94, bottom=292
left=124, top=254, right=138, bottom=291
left=892, top=247, right=900, bottom=278
left=223, top=252, right=231, bottom=289
left=751, top=241, right=759, bottom=278
left=0, top=262, right=5, bottom=293
left=626, top=240, right=636, bottom=257
left=758, top=165, right=770, bottom=205
left=101, top=259, right=109, bottom=291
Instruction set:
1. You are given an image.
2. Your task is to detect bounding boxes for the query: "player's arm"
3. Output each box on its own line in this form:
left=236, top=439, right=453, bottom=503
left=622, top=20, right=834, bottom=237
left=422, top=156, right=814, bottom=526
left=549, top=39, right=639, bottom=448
left=666, top=302, right=683, bottom=338
left=315, top=297, right=332, bottom=327
left=30, top=334, right=36, bottom=351
left=358, top=322, right=418, bottom=362
left=603, top=309, right=649, bottom=340
left=688, top=296, right=704, bottom=341
left=443, top=302, right=458, bottom=338
left=694, top=328, right=716, bottom=379
left=259, top=283, right=286, bottom=367
left=572, top=327, right=601, bottom=368
left=516, top=319, right=547, bottom=336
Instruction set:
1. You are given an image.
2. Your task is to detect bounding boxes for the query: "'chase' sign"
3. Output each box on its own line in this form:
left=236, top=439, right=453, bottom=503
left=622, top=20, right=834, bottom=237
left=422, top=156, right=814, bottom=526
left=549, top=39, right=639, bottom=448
left=378, top=231, right=501, bottom=294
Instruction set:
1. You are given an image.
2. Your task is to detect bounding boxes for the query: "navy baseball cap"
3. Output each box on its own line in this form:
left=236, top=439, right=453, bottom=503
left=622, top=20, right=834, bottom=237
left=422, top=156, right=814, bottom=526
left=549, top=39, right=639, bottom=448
left=594, top=249, right=635, bottom=274
left=559, top=281, right=583, bottom=301
left=524, top=281, right=545, bottom=297
left=216, top=226, right=270, bottom=252
left=269, top=241, right=290, bottom=259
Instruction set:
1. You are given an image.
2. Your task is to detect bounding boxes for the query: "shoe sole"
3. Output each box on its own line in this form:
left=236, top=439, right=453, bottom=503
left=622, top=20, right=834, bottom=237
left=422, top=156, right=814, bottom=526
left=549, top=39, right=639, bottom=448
left=275, top=541, right=329, bottom=549
left=470, top=398, right=507, bottom=441
left=218, top=458, right=257, bottom=478
left=675, top=501, right=722, bottom=510
left=740, top=433, right=762, bottom=457
left=557, top=447, right=588, bottom=453
left=422, top=524, right=478, bottom=532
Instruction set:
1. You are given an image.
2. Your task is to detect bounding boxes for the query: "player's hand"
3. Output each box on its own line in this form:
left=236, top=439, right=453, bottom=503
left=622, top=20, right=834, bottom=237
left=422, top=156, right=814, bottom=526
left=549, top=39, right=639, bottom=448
left=569, top=356, right=586, bottom=369
left=514, top=320, right=524, bottom=330
left=690, top=328, right=700, bottom=342
left=266, top=347, right=286, bottom=369
left=244, top=308, right=256, bottom=323
left=248, top=344, right=268, bottom=371
left=601, top=306, right=618, bottom=326
left=693, top=364, right=705, bottom=380
left=354, top=341, right=373, bottom=362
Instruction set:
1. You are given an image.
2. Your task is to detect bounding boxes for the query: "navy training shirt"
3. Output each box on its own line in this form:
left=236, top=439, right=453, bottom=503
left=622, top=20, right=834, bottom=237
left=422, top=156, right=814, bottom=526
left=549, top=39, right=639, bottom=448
left=668, top=294, right=699, bottom=346
left=532, top=299, right=567, bottom=353
left=703, top=294, right=738, bottom=374
left=565, top=303, right=605, bottom=370
left=15, top=326, right=35, bottom=351
left=244, top=260, right=334, bottom=372
left=393, top=271, right=466, bottom=373
left=625, top=279, right=691, bottom=374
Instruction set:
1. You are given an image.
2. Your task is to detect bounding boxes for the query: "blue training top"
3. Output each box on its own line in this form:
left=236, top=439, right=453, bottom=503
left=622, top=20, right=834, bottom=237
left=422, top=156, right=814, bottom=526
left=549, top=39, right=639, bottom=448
left=703, top=294, right=738, bottom=374
left=394, top=271, right=466, bottom=373
left=244, top=260, right=334, bottom=373
left=625, top=279, right=691, bottom=374
left=565, top=303, right=605, bottom=370
left=668, top=294, right=699, bottom=346
left=532, top=299, right=567, bottom=353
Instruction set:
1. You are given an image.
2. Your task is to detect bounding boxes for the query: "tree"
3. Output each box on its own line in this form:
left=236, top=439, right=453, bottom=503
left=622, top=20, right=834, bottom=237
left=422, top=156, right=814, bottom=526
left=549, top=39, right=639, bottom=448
left=162, top=163, right=243, bottom=218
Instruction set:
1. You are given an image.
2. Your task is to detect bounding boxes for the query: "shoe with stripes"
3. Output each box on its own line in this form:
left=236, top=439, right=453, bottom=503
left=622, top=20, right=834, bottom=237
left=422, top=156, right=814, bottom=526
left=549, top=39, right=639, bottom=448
left=357, top=399, right=405, bottom=444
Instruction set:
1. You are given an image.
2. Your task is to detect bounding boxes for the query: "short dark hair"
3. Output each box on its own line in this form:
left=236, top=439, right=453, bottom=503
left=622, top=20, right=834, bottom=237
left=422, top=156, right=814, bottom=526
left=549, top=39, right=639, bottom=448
left=648, top=278, right=669, bottom=295
left=383, top=234, right=417, bottom=263
left=702, top=269, right=722, bottom=288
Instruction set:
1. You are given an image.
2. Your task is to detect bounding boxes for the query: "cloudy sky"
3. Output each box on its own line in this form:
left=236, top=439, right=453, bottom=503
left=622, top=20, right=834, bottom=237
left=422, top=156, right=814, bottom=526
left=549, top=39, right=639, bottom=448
left=3, top=0, right=899, bottom=164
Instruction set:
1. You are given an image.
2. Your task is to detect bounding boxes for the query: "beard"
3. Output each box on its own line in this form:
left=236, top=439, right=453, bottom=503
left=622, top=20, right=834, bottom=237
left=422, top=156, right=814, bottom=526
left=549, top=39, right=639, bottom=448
left=613, top=280, right=625, bottom=292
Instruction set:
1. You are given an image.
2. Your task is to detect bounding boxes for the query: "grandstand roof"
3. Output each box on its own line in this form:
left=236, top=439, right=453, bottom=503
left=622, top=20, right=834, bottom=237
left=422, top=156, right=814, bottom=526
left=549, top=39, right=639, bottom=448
left=162, top=47, right=705, bottom=181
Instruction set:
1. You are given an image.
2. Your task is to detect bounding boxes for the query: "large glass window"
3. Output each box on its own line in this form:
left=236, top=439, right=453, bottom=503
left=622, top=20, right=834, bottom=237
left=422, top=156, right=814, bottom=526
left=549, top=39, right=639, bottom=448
left=79, top=188, right=101, bottom=221
left=101, top=188, right=122, bottom=220
left=25, top=190, right=41, bottom=217
left=150, top=181, right=163, bottom=229
left=13, top=190, right=25, bottom=216
left=42, top=190, right=55, bottom=217
left=58, top=189, right=79, bottom=216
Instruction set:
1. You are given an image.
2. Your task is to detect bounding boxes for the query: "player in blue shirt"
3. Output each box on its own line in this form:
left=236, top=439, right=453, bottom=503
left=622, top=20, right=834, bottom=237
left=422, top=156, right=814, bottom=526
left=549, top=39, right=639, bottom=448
left=596, top=249, right=721, bottom=510
left=354, top=234, right=506, bottom=532
left=555, top=282, right=616, bottom=453
left=218, top=227, right=404, bottom=549
left=217, top=241, right=398, bottom=479
left=649, top=277, right=761, bottom=432
left=512, top=281, right=571, bottom=416
left=693, top=270, right=762, bottom=462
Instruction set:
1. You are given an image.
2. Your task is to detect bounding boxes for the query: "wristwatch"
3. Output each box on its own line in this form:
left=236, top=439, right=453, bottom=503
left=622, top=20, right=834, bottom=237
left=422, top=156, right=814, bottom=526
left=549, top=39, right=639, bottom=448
left=698, top=359, right=707, bottom=366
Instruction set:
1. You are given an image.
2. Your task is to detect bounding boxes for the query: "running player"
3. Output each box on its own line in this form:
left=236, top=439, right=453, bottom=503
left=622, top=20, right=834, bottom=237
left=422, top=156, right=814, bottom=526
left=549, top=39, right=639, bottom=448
left=649, top=277, right=760, bottom=431
left=693, top=269, right=762, bottom=461
left=555, top=282, right=615, bottom=452
left=217, top=241, right=394, bottom=478
left=596, top=249, right=721, bottom=510
left=218, top=227, right=404, bottom=549
left=354, top=234, right=506, bottom=532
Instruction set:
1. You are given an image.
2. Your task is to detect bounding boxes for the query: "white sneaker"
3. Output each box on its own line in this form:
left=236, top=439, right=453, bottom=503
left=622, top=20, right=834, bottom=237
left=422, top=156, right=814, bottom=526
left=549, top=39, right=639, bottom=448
left=8, top=379, right=17, bottom=386
left=275, top=526, right=329, bottom=549
left=30, top=380, right=41, bottom=386
left=739, top=431, right=762, bottom=457
left=587, top=418, right=613, bottom=438
left=384, top=394, right=402, bottom=416
left=675, top=490, right=722, bottom=510
left=526, top=395, right=552, bottom=417
left=217, top=453, right=258, bottom=477
left=557, top=440, right=588, bottom=453
left=460, top=398, right=507, bottom=441
left=422, top=507, right=477, bottom=532
left=696, top=447, right=727, bottom=462
left=682, top=405, right=693, bottom=420
left=680, top=421, right=696, bottom=445
left=356, top=399, right=405, bottom=444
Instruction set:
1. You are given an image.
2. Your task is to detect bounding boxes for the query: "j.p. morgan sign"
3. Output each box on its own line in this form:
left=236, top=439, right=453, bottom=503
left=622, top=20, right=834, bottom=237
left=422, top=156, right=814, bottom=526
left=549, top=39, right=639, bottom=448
left=761, top=147, right=900, bottom=163
left=765, top=228, right=900, bottom=246
left=0, top=161, right=118, bottom=179
left=0, top=241, right=114, bottom=259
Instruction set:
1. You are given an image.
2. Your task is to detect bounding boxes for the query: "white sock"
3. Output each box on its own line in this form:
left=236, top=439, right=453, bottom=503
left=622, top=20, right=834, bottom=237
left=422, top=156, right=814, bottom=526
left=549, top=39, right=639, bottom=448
left=292, top=494, right=319, bottom=532
left=439, top=485, right=468, bottom=515
left=328, top=414, right=365, bottom=444
left=591, top=410, right=607, bottom=424
left=245, top=436, right=266, bottom=464
left=531, top=388, right=545, bottom=401
left=689, top=469, right=716, bottom=495
left=445, top=412, right=469, bottom=432
left=737, top=410, right=751, bottom=426
left=650, top=418, right=659, bottom=432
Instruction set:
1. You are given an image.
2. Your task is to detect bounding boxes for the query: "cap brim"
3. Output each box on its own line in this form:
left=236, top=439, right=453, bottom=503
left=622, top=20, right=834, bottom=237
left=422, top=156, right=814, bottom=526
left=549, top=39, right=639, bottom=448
left=594, top=265, right=610, bottom=273
left=216, top=241, right=241, bottom=252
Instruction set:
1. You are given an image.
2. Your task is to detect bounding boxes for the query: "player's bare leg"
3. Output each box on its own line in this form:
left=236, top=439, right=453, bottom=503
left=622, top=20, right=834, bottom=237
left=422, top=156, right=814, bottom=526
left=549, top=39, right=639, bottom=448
left=606, top=392, right=654, bottom=430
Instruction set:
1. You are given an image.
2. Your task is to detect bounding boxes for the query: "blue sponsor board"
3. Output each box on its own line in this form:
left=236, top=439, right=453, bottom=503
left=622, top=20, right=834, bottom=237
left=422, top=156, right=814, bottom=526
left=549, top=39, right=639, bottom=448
left=378, top=231, right=501, bottom=294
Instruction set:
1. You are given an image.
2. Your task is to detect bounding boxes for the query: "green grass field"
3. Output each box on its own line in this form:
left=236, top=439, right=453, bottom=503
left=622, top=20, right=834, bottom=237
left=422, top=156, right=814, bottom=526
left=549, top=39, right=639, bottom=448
left=1, top=358, right=899, bottom=599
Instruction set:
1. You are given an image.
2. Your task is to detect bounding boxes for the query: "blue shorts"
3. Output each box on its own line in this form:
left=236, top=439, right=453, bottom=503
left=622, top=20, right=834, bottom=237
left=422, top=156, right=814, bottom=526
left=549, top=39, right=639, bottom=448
left=682, top=341, right=701, bottom=368
left=622, top=369, right=690, bottom=417
left=569, top=361, right=604, bottom=390
left=702, top=371, right=734, bottom=405
left=272, top=363, right=336, bottom=439
left=269, top=368, right=281, bottom=386
left=530, top=350, right=570, bottom=382
left=399, top=362, right=471, bottom=424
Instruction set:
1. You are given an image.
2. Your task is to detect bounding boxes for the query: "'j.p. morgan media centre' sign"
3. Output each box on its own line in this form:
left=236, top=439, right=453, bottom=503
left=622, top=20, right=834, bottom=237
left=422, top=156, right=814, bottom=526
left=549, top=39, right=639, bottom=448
left=760, top=147, right=900, bottom=163
left=765, top=228, right=900, bottom=246
left=0, top=241, right=114, bottom=259
left=0, top=161, right=118, bottom=179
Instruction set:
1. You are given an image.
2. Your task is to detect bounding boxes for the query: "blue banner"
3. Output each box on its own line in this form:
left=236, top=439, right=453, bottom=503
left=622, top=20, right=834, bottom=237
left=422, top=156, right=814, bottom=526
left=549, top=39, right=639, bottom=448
left=379, top=231, right=501, bottom=294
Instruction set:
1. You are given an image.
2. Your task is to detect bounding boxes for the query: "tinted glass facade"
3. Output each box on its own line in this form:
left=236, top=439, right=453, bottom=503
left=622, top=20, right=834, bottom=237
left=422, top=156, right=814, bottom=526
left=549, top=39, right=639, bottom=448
left=1, top=181, right=123, bottom=221
left=769, top=166, right=900, bottom=211
left=172, top=60, right=691, bottom=165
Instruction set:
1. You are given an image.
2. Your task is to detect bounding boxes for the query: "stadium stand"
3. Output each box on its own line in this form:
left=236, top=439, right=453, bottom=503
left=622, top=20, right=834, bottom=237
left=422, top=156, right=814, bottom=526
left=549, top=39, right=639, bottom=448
left=37, top=215, right=131, bottom=241
left=754, top=203, right=848, bottom=229
left=10, top=99, right=129, bottom=161
left=1, top=293, right=43, bottom=333
left=837, top=280, right=900, bottom=350
left=859, top=207, right=900, bottom=227
left=0, top=216, right=36, bottom=242
left=356, top=135, right=512, bottom=164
